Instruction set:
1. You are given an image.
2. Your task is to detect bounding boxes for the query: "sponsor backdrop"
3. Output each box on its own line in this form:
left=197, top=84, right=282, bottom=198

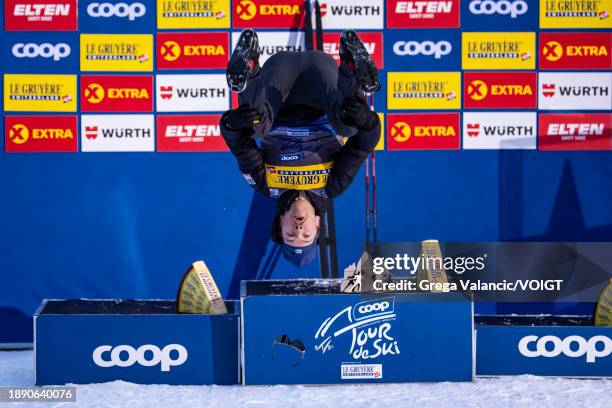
left=0, top=1, right=611, bottom=343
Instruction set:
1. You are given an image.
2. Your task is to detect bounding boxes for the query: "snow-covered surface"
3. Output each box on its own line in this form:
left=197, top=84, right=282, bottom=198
left=1, top=350, right=610, bottom=408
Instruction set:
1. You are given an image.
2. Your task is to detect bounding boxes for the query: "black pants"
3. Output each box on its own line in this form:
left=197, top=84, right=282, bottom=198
left=237, top=50, right=359, bottom=138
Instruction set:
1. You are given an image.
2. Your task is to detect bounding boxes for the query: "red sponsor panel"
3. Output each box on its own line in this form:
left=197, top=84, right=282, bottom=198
left=387, top=0, right=459, bottom=28
left=232, top=0, right=305, bottom=28
left=81, top=76, right=153, bottom=112
left=387, top=113, right=460, bottom=150
left=463, top=72, right=537, bottom=109
left=157, top=32, right=229, bottom=70
left=157, top=115, right=229, bottom=152
left=5, top=115, right=78, bottom=152
left=5, top=0, right=77, bottom=31
left=540, top=32, right=612, bottom=70
left=321, top=32, right=384, bottom=69
left=539, top=114, right=612, bottom=151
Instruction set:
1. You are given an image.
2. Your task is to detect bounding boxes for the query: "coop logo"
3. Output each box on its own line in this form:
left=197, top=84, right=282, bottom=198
left=540, top=0, right=610, bottom=29
left=4, top=74, right=77, bottom=112
left=539, top=113, right=612, bottom=151
left=322, top=32, right=383, bottom=68
left=463, top=112, right=536, bottom=149
left=5, top=0, right=77, bottom=30
left=464, top=72, right=536, bottom=109
left=4, top=116, right=78, bottom=153
left=387, top=113, right=460, bottom=150
left=81, top=75, right=153, bottom=112
left=387, top=0, right=460, bottom=28
left=231, top=31, right=305, bottom=65
left=539, top=33, right=611, bottom=70
left=462, top=32, right=535, bottom=70
left=93, top=344, right=188, bottom=372
left=156, top=74, right=228, bottom=112
left=157, top=115, right=228, bottom=152
left=388, top=72, right=461, bottom=109
left=393, top=40, right=451, bottom=59
left=81, top=114, right=155, bottom=151
left=538, top=73, right=611, bottom=111
left=157, top=0, right=230, bottom=29
left=518, top=335, right=612, bottom=363
left=469, top=0, right=527, bottom=18
left=157, top=32, right=228, bottom=69
left=87, top=2, right=146, bottom=20
left=233, top=0, right=304, bottom=28
left=12, top=42, right=70, bottom=61
left=80, top=34, right=153, bottom=71
left=316, top=0, right=384, bottom=29
left=315, top=297, right=400, bottom=361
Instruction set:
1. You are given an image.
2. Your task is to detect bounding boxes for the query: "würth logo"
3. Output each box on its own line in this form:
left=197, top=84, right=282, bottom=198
left=542, top=83, right=556, bottom=97
left=466, top=123, right=480, bottom=137
left=160, top=86, right=173, bottom=99
left=85, top=126, right=99, bottom=139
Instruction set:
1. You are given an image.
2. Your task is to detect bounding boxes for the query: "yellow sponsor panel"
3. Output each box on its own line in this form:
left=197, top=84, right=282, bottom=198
left=80, top=34, right=153, bottom=72
left=375, top=113, right=385, bottom=151
left=540, top=0, right=612, bottom=28
left=157, top=0, right=230, bottom=28
left=265, top=162, right=333, bottom=190
left=462, top=32, right=536, bottom=70
left=387, top=72, right=461, bottom=110
left=4, top=74, right=77, bottom=112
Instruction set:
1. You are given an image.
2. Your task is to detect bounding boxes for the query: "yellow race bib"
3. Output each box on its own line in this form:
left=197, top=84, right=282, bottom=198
left=265, top=162, right=333, bottom=190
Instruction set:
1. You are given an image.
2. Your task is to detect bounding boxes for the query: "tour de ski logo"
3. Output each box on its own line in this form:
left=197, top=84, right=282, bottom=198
left=314, top=297, right=400, bottom=360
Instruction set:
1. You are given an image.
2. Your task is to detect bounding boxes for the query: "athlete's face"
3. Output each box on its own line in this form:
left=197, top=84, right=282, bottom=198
left=280, top=195, right=320, bottom=247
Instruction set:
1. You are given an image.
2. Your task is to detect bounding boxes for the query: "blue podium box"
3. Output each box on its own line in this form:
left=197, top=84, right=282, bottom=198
left=240, top=280, right=474, bottom=385
left=476, top=315, right=612, bottom=378
left=34, top=299, right=240, bottom=385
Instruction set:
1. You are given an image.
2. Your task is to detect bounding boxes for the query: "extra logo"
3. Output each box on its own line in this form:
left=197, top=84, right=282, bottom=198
left=93, top=344, right=188, bottom=371
left=540, top=0, right=611, bottom=29
left=5, top=0, right=78, bottom=30
left=387, top=72, right=461, bottom=110
left=157, top=115, right=228, bottom=152
left=316, top=0, right=384, bottom=29
left=87, top=2, right=146, bottom=20
left=80, top=34, right=153, bottom=71
left=387, top=0, right=460, bottom=28
left=464, top=72, right=536, bottom=109
left=81, top=75, right=153, bottom=112
left=518, top=335, right=612, bottom=363
left=322, top=32, right=383, bottom=68
left=156, top=74, right=228, bottom=112
left=231, top=31, right=305, bottom=65
left=387, top=113, right=460, bottom=150
left=81, top=114, right=155, bottom=152
left=539, top=113, right=612, bottom=151
left=315, top=297, right=400, bottom=361
left=462, top=32, right=535, bottom=70
left=540, top=33, right=611, bottom=70
left=4, top=115, right=78, bottom=153
left=233, top=0, right=304, bottom=28
left=463, top=112, right=536, bottom=149
left=157, top=32, right=228, bottom=69
left=538, top=72, right=611, bottom=111
left=157, top=0, right=230, bottom=29
left=4, top=74, right=77, bottom=112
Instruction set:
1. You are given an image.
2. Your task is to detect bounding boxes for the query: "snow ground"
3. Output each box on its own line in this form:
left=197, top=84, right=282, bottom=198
left=0, top=350, right=610, bottom=408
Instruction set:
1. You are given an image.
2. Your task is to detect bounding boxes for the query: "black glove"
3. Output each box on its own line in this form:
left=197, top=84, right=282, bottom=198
left=221, top=104, right=262, bottom=131
left=340, top=97, right=378, bottom=130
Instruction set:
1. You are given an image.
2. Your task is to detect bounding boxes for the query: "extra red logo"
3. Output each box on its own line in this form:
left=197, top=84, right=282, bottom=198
left=387, top=113, right=460, bottom=150
left=233, top=0, right=305, bottom=28
left=464, top=72, right=537, bottom=109
left=540, top=33, right=612, bottom=70
left=157, top=32, right=229, bottom=70
left=322, top=32, right=384, bottom=69
left=5, top=115, right=77, bottom=152
left=539, top=114, right=612, bottom=151
left=387, top=0, right=459, bottom=28
left=157, top=115, right=228, bottom=152
left=81, top=76, right=153, bottom=112
left=5, top=0, right=77, bottom=31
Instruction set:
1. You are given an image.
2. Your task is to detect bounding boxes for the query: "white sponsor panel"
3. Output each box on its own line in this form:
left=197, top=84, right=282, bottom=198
left=231, top=31, right=305, bottom=65
left=518, top=335, right=612, bottom=363
left=463, top=112, right=536, bottom=149
left=81, top=114, right=155, bottom=152
left=93, top=344, right=188, bottom=371
left=156, top=74, right=228, bottom=112
left=538, top=73, right=612, bottom=111
left=341, top=364, right=383, bottom=379
left=316, top=0, right=384, bottom=29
